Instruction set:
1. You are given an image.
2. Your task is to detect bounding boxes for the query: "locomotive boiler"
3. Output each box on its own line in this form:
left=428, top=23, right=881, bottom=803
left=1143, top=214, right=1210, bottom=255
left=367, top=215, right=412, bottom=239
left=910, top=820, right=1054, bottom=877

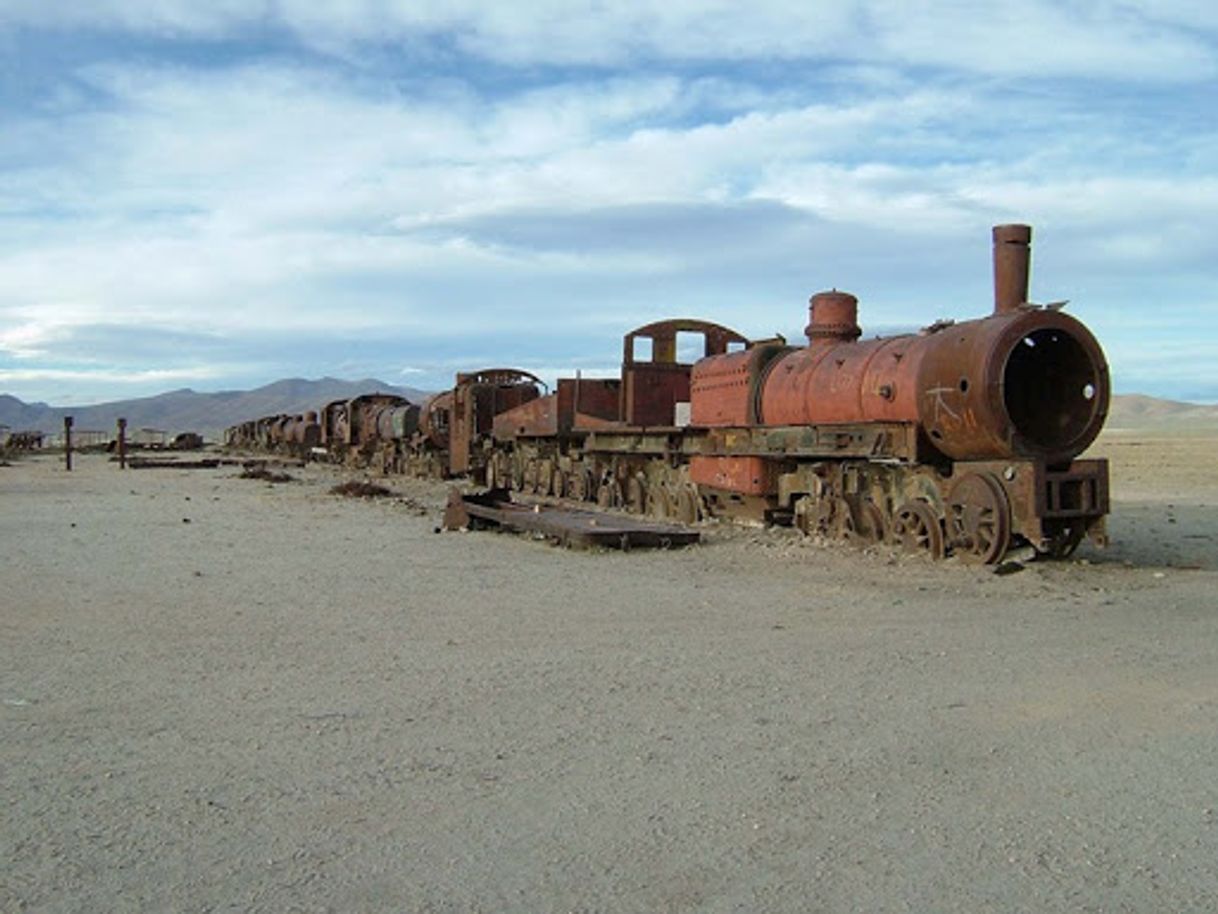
left=690, top=225, right=1106, bottom=464
left=691, top=224, right=1111, bottom=560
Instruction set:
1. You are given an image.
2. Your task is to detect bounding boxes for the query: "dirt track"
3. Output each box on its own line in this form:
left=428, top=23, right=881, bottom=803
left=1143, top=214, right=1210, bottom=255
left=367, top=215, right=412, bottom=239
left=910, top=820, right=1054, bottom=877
left=2, top=435, right=1217, bottom=912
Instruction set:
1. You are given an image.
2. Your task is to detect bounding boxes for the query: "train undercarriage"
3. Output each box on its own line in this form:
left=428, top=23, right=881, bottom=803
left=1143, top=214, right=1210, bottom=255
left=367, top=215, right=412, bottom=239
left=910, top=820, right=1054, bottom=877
left=483, top=423, right=1109, bottom=564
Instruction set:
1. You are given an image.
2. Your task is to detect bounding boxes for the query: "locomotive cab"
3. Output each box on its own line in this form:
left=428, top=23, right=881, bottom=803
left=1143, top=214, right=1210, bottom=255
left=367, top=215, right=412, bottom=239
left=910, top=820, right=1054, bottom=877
left=621, top=319, right=749, bottom=427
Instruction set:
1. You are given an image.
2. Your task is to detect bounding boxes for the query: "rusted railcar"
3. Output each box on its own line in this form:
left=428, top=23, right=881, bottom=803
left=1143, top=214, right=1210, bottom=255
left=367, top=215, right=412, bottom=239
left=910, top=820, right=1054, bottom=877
left=490, top=319, right=750, bottom=511
left=319, top=399, right=350, bottom=450
left=414, top=369, right=544, bottom=478
left=346, top=394, right=409, bottom=450
left=281, top=411, right=321, bottom=454
left=224, top=420, right=257, bottom=449
left=224, top=411, right=319, bottom=457
left=489, top=225, right=1110, bottom=563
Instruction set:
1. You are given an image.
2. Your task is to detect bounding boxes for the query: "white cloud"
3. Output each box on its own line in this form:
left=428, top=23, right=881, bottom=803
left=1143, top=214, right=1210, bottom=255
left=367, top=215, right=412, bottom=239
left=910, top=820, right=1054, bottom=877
left=0, top=4, right=1216, bottom=403
left=2, top=1, right=1215, bottom=79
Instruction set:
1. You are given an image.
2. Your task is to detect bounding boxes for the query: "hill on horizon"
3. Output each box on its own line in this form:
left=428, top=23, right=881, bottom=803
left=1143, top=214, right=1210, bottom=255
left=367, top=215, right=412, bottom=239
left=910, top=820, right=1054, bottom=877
left=1102, top=393, right=1218, bottom=428
left=0, top=377, right=430, bottom=439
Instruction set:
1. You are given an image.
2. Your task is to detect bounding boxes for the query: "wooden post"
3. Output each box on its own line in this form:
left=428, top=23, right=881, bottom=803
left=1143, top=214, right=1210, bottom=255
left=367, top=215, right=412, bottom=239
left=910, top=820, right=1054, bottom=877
left=64, top=416, right=74, bottom=471
left=117, top=417, right=128, bottom=469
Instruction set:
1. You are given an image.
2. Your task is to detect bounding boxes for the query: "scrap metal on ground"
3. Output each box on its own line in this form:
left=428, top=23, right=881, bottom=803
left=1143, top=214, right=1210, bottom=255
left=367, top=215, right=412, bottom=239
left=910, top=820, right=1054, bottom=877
left=443, top=488, right=700, bottom=550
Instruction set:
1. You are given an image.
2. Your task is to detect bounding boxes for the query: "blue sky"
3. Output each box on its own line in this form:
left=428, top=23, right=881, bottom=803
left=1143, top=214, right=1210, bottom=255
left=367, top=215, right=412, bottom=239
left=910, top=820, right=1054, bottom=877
left=1, top=1, right=1216, bottom=405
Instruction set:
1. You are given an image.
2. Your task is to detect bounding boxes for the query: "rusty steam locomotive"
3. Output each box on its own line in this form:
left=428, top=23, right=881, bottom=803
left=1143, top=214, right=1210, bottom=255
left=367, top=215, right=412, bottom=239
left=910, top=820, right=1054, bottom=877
left=227, top=224, right=1110, bottom=563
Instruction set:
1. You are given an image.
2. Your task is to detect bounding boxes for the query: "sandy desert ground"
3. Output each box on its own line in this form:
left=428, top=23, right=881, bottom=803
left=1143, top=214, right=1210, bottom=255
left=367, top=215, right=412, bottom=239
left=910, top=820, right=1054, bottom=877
left=2, top=432, right=1216, bottom=913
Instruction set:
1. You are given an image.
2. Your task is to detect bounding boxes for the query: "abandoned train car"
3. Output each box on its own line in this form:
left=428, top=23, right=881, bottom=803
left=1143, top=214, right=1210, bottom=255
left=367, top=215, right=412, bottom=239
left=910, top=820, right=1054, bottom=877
left=226, top=224, right=1110, bottom=564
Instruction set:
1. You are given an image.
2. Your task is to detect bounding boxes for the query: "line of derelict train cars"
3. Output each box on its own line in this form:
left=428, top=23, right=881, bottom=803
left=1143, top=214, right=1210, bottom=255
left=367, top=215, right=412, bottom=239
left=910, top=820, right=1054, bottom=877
left=227, top=225, right=1111, bottom=564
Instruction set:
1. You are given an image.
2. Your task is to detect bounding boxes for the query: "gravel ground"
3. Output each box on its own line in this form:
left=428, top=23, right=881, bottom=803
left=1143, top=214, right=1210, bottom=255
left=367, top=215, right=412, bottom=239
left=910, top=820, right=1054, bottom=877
left=2, top=436, right=1216, bottom=913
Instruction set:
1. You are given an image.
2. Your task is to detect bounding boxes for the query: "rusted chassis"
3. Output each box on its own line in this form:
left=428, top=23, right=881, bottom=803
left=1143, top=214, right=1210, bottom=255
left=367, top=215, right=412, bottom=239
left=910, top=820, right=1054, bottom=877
left=492, top=421, right=1108, bottom=563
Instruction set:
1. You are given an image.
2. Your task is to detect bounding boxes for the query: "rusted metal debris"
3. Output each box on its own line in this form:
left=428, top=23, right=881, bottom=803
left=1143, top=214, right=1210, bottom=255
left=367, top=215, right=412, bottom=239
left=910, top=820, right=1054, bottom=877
left=330, top=480, right=395, bottom=498
left=127, top=457, right=232, bottom=469
left=171, top=432, right=204, bottom=450
left=444, top=487, right=700, bottom=550
left=240, top=466, right=295, bottom=483
left=2, top=430, right=45, bottom=450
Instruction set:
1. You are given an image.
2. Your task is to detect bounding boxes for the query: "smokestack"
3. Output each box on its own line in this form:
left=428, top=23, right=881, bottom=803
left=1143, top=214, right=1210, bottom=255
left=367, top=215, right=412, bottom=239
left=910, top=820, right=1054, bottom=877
left=993, top=223, right=1032, bottom=315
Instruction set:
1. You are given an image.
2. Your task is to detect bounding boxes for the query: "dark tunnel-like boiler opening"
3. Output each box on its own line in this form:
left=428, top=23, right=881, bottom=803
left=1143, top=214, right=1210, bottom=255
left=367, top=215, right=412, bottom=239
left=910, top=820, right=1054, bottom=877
left=1003, top=327, right=1102, bottom=453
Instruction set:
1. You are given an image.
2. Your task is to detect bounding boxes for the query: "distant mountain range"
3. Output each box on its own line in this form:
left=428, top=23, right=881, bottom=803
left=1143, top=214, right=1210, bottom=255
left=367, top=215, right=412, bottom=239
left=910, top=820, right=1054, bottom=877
left=1104, top=394, right=1218, bottom=429
left=1, top=384, right=1215, bottom=441
left=0, top=378, right=429, bottom=440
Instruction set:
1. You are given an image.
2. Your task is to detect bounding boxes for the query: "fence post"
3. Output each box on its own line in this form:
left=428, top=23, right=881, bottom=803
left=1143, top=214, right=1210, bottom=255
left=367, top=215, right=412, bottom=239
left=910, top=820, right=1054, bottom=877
left=117, top=417, right=128, bottom=469
left=64, top=416, right=74, bottom=471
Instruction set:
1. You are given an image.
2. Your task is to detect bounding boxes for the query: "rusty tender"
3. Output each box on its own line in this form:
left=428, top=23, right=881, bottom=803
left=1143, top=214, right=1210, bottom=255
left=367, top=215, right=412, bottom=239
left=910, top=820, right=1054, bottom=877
left=226, top=224, right=1110, bottom=563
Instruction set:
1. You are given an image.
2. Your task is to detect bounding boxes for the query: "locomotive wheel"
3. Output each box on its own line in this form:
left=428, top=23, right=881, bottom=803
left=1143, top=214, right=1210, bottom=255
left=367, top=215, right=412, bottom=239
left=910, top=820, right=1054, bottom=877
left=843, top=499, right=888, bottom=546
left=597, top=479, right=623, bottom=509
left=540, top=461, right=557, bottom=496
left=946, top=472, right=1011, bottom=564
left=626, top=475, right=646, bottom=514
left=571, top=468, right=595, bottom=501
left=647, top=481, right=672, bottom=519
left=892, top=500, right=946, bottom=560
left=674, top=484, right=701, bottom=524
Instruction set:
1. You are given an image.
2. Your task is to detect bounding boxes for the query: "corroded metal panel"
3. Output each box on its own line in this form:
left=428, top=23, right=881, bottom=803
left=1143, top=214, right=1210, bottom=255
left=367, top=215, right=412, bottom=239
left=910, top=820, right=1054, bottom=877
left=689, top=455, right=778, bottom=496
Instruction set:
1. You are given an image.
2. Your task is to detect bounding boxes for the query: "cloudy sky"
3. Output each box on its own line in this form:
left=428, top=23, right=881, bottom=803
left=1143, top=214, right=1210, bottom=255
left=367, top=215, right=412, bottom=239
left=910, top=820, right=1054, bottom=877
left=1, top=1, right=1216, bottom=405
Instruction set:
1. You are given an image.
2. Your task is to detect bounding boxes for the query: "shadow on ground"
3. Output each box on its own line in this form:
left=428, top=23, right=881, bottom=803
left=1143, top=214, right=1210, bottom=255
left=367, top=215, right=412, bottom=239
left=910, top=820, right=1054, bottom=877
left=1088, top=500, right=1217, bottom=571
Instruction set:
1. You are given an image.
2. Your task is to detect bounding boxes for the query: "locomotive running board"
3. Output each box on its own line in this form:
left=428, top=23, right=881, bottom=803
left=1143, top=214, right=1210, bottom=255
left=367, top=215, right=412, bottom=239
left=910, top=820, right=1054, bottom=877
left=443, top=487, right=700, bottom=550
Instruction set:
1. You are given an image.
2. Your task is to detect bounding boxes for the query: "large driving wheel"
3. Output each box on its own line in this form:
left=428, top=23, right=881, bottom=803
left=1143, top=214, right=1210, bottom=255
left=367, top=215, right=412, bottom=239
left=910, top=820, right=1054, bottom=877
left=946, top=472, right=1011, bottom=564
